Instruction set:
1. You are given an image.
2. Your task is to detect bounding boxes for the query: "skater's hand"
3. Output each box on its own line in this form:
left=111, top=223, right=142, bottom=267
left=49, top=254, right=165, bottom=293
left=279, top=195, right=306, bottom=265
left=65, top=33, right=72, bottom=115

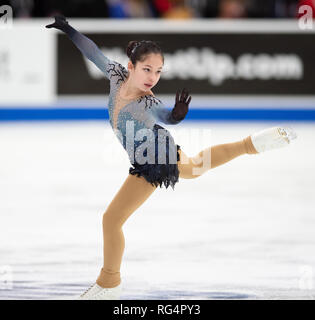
left=171, top=88, right=191, bottom=121
left=45, top=15, right=70, bottom=32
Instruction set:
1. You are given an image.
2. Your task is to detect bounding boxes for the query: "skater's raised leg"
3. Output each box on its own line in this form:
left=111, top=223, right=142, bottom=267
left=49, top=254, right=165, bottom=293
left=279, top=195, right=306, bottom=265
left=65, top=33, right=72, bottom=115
left=178, top=126, right=297, bottom=179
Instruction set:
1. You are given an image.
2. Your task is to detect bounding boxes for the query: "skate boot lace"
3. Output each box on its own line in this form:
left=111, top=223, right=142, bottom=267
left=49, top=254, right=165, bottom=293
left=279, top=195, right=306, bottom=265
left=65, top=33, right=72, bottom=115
left=278, top=127, right=297, bottom=143
left=80, top=283, right=97, bottom=297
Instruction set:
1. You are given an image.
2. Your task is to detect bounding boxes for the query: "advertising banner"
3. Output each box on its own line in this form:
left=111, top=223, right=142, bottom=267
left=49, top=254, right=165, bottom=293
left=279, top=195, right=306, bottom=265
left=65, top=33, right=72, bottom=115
left=57, top=21, right=315, bottom=96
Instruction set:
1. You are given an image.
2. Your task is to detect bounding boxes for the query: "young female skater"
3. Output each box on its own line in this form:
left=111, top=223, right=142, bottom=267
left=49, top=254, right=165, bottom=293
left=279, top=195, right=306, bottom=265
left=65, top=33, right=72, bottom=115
left=46, top=16, right=297, bottom=300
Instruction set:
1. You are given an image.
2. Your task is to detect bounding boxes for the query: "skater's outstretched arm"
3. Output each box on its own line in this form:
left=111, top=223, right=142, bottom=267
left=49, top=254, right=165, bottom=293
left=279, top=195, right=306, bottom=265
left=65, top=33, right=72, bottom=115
left=152, top=88, right=191, bottom=125
left=46, top=15, right=111, bottom=79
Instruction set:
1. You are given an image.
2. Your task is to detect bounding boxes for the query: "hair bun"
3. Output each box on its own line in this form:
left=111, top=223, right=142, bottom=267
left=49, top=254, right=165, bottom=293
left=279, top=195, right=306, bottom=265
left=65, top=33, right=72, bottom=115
left=126, top=41, right=140, bottom=58
left=125, top=40, right=164, bottom=66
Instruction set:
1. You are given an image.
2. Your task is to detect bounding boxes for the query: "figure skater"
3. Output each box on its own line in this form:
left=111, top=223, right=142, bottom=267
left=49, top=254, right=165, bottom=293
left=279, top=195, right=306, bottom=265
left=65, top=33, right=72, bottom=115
left=46, top=16, right=297, bottom=300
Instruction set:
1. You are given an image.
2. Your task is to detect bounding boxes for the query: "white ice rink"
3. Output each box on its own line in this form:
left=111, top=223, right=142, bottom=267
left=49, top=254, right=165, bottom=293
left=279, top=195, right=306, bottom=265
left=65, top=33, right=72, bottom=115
left=0, top=120, right=315, bottom=300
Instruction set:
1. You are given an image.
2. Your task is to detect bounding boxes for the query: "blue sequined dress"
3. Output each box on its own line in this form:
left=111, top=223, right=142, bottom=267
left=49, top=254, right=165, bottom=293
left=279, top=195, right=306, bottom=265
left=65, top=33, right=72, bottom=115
left=65, top=28, right=182, bottom=189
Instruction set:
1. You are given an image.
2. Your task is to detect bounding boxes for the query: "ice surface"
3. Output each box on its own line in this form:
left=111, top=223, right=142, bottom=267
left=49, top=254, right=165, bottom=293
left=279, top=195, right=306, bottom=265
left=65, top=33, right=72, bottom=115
left=0, top=121, right=314, bottom=300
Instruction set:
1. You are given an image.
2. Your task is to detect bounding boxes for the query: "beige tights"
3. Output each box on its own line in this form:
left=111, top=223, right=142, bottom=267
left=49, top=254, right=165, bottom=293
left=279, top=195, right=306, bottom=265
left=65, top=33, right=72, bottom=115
left=177, top=136, right=258, bottom=179
left=96, top=135, right=258, bottom=288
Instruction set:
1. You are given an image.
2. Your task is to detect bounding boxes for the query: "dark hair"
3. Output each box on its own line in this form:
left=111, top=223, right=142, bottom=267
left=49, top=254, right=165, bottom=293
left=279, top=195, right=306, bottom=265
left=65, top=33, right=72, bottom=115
left=126, top=40, right=164, bottom=66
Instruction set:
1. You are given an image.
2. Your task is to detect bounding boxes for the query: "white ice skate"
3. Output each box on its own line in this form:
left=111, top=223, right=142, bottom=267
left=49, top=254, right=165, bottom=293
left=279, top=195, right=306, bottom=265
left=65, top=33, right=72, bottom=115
left=77, top=283, right=122, bottom=300
left=250, top=126, right=297, bottom=153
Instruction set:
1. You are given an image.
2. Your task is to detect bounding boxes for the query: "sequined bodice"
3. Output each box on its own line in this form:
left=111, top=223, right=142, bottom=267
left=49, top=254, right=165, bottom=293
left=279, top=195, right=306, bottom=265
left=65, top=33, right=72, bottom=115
left=106, top=61, right=173, bottom=138
left=112, top=81, right=155, bottom=131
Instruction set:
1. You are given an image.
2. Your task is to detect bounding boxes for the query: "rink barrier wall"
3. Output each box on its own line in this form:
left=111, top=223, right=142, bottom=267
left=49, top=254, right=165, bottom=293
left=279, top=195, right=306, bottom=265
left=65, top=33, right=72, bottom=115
left=1, top=19, right=315, bottom=121
left=1, top=107, right=315, bottom=122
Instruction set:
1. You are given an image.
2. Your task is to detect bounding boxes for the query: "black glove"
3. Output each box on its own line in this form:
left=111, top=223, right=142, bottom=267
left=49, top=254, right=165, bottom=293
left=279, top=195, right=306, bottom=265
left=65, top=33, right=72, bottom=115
left=171, top=88, right=191, bottom=121
left=45, top=15, right=70, bottom=32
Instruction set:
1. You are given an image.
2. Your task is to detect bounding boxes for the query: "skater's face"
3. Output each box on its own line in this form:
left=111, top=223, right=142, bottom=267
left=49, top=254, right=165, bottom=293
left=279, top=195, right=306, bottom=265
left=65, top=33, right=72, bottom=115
left=128, top=53, right=163, bottom=92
